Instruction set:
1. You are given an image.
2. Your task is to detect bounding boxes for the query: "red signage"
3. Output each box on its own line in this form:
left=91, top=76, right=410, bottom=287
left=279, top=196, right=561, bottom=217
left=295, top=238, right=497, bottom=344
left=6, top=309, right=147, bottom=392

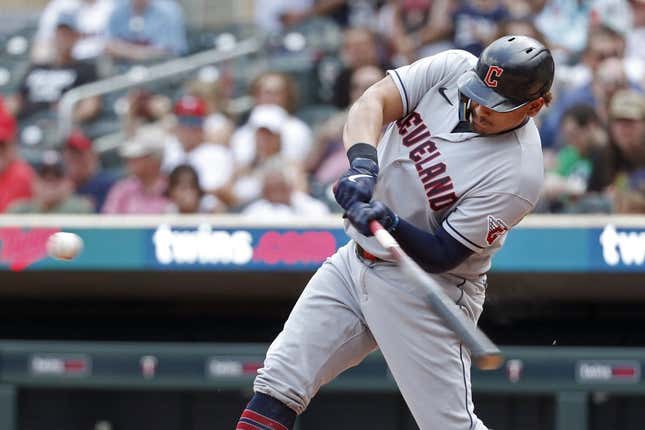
left=0, top=227, right=59, bottom=271
left=253, top=231, right=336, bottom=265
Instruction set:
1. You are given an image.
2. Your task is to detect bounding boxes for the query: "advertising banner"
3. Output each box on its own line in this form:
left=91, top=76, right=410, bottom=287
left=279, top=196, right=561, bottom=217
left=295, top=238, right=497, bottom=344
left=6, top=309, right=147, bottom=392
left=0, top=222, right=643, bottom=273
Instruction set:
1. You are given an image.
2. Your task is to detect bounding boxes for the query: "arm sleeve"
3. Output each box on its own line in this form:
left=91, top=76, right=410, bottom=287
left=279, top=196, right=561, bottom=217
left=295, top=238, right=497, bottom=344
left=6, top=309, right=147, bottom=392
left=105, top=8, right=121, bottom=39
left=391, top=219, right=474, bottom=273
left=34, top=2, right=59, bottom=42
left=442, top=193, right=534, bottom=253
left=386, top=50, right=476, bottom=115
left=157, top=1, right=187, bottom=55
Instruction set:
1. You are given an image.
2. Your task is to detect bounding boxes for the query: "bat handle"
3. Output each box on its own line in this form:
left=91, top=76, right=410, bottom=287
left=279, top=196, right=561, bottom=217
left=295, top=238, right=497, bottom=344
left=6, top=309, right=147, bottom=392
left=369, top=220, right=384, bottom=234
left=369, top=220, right=399, bottom=250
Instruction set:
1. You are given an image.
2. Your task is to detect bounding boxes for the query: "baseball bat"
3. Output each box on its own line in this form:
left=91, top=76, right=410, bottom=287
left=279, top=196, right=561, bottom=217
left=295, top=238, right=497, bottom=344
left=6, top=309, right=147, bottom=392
left=369, top=221, right=504, bottom=370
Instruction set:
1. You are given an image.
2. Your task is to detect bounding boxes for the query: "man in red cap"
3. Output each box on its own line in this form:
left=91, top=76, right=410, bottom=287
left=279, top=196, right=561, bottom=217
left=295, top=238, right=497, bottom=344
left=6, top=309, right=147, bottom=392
left=63, top=129, right=118, bottom=212
left=162, top=94, right=234, bottom=209
left=0, top=97, right=35, bottom=213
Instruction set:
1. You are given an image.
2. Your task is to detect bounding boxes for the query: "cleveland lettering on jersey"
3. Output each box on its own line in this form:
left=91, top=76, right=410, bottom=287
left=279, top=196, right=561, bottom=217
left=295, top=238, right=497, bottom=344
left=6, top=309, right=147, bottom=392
left=396, top=112, right=458, bottom=210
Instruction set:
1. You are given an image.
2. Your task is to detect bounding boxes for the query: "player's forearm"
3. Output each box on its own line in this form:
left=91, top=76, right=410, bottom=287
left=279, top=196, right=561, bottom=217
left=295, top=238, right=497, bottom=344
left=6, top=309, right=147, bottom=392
left=391, top=219, right=473, bottom=273
left=342, top=92, right=384, bottom=150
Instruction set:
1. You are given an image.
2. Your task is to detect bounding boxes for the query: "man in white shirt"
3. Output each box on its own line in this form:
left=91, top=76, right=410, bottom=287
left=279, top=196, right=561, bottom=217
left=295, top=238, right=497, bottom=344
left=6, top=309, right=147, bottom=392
left=243, top=159, right=329, bottom=219
left=163, top=95, right=234, bottom=194
left=32, top=0, right=115, bottom=61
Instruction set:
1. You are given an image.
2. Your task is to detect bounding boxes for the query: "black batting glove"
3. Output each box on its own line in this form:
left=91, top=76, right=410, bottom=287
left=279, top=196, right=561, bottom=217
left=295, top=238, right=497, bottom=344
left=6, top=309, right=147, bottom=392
left=334, top=158, right=378, bottom=210
left=333, top=143, right=379, bottom=211
left=346, top=200, right=400, bottom=237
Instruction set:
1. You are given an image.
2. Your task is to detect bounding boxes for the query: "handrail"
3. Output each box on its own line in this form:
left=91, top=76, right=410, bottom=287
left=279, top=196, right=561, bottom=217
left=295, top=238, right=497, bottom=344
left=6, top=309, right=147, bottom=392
left=57, top=37, right=263, bottom=138
left=0, top=213, right=644, bottom=229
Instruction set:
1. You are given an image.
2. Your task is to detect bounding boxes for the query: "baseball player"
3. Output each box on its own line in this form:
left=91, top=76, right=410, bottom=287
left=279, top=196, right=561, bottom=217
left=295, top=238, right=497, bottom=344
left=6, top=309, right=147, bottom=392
left=236, top=35, right=554, bottom=430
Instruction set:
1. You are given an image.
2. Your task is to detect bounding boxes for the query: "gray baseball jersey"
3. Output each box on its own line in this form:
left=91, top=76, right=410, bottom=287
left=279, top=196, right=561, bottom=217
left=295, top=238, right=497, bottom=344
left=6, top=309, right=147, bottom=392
left=348, top=49, right=544, bottom=279
left=254, top=49, right=544, bottom=430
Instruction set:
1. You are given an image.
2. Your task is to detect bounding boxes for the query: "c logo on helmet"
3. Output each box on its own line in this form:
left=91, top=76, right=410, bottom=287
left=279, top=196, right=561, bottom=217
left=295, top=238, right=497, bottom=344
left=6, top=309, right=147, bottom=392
left=484, top=66, right=504, bottom=88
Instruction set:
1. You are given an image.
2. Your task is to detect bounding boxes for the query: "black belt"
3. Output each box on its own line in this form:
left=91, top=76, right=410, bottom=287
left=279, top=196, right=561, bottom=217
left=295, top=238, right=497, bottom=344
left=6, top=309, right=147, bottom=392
left=356, top=244, right=385, bottom=262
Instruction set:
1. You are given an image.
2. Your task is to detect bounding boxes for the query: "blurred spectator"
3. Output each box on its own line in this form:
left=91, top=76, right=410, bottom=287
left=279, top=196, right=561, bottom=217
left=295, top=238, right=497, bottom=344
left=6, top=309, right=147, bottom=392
left=533, top=0, right=591, bottom=61
left=307, top=65, right=385, bottom=186
left=102, top=127, right=169, bottom=214
left=232, top=105, right=292, bottom=206
left=184, top=79, right=235, bottom=146
left=162, top=95, right=234, bottom=203
left=62, top=129, right=118, bottom=212
left=501, top=0, right=545, bottom=18
left=496, top=18, right=547, bottom=46
left=589, top=0, right=634, bottom=47
left=590, top=89, right=645, bottom=190
left=555, top=25, right=626, bottom=93
left=285, top=0, right=383, bottom=29
left=8, top=150, right=93, bottom=214
left=255, top=0, right=314, bottom=33
left=0, top=100, right=34, bottom=213
left=7, top=13, right=101, bottom=123
left=105, top=0, right=187, bottom=62
left=165, top=164, right=209, bottom=214
left=32, top=0, right=115, bottom=62
left=613, top=187, right=645, bottom=213
left=331, top=27, right=388, bottom=108
left=250, top=71, right=300, bottom=114
left=626, top=0, right=645, bottom=64
left=243, top=159, right=329, bottom=218
left=378, top=0, right=453, bottom=64
left=120, top=88, right=172, bottom=137
left=540, top=55, right=636, bottom=149
left=453, top=0, right=509, bottom=56
left=231, top=72, right=313, bottom=168
left=255, top=0, right=380, bottom=32
left=541, top=105, right=608, bottom=212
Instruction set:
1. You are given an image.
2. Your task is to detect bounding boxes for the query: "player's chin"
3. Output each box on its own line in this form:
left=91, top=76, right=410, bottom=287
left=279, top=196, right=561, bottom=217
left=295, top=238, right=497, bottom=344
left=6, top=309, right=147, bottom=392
left=472, top=119, right=494, bottom=134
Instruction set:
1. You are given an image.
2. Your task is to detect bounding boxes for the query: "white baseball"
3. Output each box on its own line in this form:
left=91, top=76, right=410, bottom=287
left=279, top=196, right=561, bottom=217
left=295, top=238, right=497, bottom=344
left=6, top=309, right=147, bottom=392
left=47, top=232, right=83, bottom=261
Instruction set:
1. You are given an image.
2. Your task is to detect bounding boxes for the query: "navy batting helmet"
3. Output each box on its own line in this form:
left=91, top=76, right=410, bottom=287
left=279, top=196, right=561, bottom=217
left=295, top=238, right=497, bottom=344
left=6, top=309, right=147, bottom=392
left=457, top=35, right=555, bottom=113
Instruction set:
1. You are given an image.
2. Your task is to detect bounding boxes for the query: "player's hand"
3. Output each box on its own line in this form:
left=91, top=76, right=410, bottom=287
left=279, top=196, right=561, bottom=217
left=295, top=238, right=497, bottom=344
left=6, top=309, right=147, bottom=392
left=333, top=158, right=378, bottom=211
left=346, top=201, right=399, bottom=236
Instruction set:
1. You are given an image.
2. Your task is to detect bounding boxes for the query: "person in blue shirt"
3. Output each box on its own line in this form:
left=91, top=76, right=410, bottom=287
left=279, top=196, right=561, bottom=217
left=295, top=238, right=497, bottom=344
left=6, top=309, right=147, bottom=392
left=62, top=130, right=119, bottom=212
left=452, top=0, right=509, bottom=56
left=105, top=0, right=187, bottom=62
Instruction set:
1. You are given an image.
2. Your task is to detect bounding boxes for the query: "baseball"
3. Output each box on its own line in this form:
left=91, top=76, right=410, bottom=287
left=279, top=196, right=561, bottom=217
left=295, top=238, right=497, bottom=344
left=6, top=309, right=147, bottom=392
left=47, top=232, right=83, bottom=261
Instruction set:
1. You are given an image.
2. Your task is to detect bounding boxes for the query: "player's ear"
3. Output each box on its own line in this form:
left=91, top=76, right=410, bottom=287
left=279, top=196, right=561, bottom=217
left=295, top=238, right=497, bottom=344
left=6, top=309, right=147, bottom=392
left=525, top=98, right=545, bottom=117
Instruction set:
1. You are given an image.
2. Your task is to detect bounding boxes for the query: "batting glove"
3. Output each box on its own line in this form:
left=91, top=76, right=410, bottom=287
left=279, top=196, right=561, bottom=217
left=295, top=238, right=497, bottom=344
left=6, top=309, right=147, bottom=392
left=346, top=201, right=400, bottom=237
left=333, top=158, right=378, bottom=211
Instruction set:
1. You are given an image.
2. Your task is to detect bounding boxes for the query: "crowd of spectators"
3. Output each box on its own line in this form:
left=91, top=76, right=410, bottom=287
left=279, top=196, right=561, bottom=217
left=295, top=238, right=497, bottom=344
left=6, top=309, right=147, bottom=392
left=0, top=0, right=643, bottom=217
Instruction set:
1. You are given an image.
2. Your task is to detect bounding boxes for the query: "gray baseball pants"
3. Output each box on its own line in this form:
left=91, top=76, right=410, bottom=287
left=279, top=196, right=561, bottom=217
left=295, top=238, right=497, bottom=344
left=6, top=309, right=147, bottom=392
left=254, top=241, right=489, bottom=430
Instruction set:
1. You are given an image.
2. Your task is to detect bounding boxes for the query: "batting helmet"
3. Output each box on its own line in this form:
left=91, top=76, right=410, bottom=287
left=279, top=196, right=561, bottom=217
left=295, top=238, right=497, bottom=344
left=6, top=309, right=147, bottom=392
left=457, top=35, right=555, bottom=113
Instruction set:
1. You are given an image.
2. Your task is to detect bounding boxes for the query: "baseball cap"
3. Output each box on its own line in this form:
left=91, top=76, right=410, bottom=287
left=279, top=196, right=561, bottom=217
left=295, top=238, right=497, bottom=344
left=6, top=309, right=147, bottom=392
left=609, top=90, right=645, bottom=120
left=0, top=98, right=16, bottom=143
left=174, top=95, right=207, bottom=127
left=119, top=128, right=165, bottom=159
left=36, top=150, right=65, bottom=178
left=248, top=104, right=288, bottom=134
left=56, top=12, right=80, bottom=32
left=65, top=130, right=93, bottom=152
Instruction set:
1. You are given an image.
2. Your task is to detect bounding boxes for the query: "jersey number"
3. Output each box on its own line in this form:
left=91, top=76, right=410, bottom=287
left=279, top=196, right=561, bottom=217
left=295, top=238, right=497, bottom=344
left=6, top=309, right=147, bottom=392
left=484, top=66, right=504, bottom=88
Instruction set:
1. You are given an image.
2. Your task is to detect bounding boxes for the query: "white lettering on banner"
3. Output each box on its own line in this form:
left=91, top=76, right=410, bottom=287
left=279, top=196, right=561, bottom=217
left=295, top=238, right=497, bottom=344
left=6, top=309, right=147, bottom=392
left=599, top=225, right=645, bottom=266
left=207, top=359, right=243, bottom=377
left=31, top=356, right=65, bottom=374
left=578, top=363, right=612, bottom=381
left=153, top=224, right=253, bottom=265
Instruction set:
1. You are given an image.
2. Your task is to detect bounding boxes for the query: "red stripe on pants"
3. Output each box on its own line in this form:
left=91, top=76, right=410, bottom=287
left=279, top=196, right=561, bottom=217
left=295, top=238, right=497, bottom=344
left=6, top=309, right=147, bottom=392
left=240, top=409, right=288, bottom=430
